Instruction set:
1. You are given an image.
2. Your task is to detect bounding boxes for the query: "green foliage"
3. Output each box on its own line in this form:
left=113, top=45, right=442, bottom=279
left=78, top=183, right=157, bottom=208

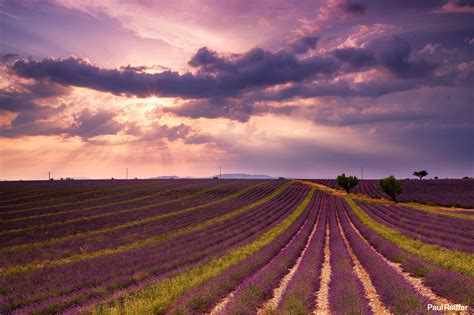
left=336, top=173, right=359, bottom=194
left=379, top=176, right=403, bottom=202
left=412, top=170, right=428, bottom=179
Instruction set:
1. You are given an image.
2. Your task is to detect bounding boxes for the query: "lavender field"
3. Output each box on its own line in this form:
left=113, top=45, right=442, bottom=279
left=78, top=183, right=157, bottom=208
left=312, top=178, right=474, bottom=208
left=0, top=179, right=473, bottom=314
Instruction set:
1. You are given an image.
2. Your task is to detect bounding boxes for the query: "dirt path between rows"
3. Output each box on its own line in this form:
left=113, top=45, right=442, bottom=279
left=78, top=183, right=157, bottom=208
left=257, top=209, right=322, bottom=313
left=209, top=212, right=313, bottom=315
left=313, top=222, right=331, bottom=314
left=336, top=210, right=392, bottom=315
left=340, top=206, right=454, bottom=307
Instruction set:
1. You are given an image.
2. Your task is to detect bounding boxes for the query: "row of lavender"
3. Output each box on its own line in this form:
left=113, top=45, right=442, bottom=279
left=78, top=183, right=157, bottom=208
left=0, top=181, right=284, bottom=269
left=0, top=180, right=309, bottom=313
left=169, top=192, right=473, bottom=313
left=0, top=179, right=173, bottom=207
left=341, top=200, right=474, bottom=308
left=312, top=178, right=474, bottom=208
left=0, top=180, right=263, bottom=249
left=0, top=179, right=230, bottom=214
left=356, top=201, right=474, bottom=252
left=2, top=180, right=472, bottom=313
left=270, top=196, right=441, bottom=313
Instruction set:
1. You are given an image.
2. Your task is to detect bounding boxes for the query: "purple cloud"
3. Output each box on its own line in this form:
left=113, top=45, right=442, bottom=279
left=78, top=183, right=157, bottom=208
left=7, top=35, right=438, bottom=103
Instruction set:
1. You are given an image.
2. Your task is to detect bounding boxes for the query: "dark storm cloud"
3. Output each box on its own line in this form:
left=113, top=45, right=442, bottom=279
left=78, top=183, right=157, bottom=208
left=3, top=0, right=471, bottom=129
left=5, top=33, right=462, bottom=125
left=362, top=0, right=447, bottom=11
left=8, top=34, right=439, bottom=104
left=342, top=1, right=368, bottom=14
left=9, top=51, right=341, bottom=99
left=330, top=47, right=376, bottom=70
left=9, top=57, right=219, bottom=98
left=1, top=53, right=20, bottom=64
left=164, top=97, right=297, bottom=122
left=288, top=36, right=320, bottom=54
left=188, top=47, right=228, bottom=70
left=0, top=95, right=66, bottom=138
left=0, top=72, right=197, bottom=141
left=366, top=36, right=437, bottom=78
left=187, top=46, right=339, bottom=86
left=0, top=80, right=70, bottom=137
left=0, top=80, right=68, bottom=112
left=66, top=109, right=123, bottom=138
left=330, top=36, right=437, bottom=78
left=258, top=77, right=418, bottom=101
left=0, top=90, right=38, bottom=112
left=450, top=0, right=474, bottom=7
left=0, top=92, right=122, bottom=139
left=165, top=97, right=255, bottom=122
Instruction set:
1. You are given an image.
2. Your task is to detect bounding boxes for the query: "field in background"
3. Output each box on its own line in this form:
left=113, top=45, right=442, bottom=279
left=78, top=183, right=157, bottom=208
left=0, top=179, right=473, bottom=314
left=311, top=178, right=474, bottom=208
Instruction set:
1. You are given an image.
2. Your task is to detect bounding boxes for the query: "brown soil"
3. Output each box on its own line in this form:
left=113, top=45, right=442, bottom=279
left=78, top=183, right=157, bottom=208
left=336, top=210, right=392, bottom=314
left=313, top=222, right=331, bottom=314
left=258, top=210, right=322, bottom=313
left=340, top=207, right=454, bottom=307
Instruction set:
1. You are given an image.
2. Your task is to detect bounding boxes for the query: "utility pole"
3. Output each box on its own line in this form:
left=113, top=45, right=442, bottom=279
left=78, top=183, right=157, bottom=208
left=126, top=168, right=128, bottom=180
left=48, top=172, right=50, bottom=180
left=361, top=166, right=364, bottom=180
left=219, top=166, right=222, bottom=179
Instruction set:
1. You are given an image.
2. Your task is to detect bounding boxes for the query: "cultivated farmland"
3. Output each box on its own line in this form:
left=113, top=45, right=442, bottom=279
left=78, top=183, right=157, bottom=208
left=0, top=179, right=473, bottom=314
left=312, top=178, right=474, bottom=208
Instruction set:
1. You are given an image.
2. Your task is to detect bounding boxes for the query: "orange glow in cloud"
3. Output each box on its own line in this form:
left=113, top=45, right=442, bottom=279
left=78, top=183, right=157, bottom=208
left=2, top=0, right=472, bottom=179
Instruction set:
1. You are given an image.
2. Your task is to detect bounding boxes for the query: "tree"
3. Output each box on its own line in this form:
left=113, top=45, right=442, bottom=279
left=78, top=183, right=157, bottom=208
left=413, top=170, right=428, bottom=179
left=336, top=173, right=359, bottom=194
left=379, top=176, right=403, bottom=202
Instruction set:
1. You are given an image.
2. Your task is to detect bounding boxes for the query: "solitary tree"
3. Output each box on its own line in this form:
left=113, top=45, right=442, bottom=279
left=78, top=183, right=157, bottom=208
left=413, top=170, right=428, bottom=179
left=336, top=173, right=359, bottom=194
left=379, top=176, right=403, bottom=202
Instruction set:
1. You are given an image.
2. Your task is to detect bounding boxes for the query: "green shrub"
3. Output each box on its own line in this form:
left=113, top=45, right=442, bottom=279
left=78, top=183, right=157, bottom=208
left=336, top=173, right=359, bottom=194
left=379, top=175, right=402, bottom=202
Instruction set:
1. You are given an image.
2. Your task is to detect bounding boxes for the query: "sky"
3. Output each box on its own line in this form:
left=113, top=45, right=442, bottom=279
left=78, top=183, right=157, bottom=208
left=0, top=0, right=473, bottom=180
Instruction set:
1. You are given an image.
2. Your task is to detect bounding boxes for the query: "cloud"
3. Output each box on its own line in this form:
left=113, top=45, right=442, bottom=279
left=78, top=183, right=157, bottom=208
left=165, top=98, right=254, bottom=122
left=7, top=35, right=437, bottom=102
left=309, top=85, right=473, bottom=127
left=139, top=123, right=191, bottom=142
left=4, top=32, right=471, bottom=125
left=183, top=133, right=214, bottom=145
left=319, top=0, right=368, bottom=21
left=342, top=1, right=368, bottom=14
left=439, top=0, right=474, bottom=13
left=9, top=57, right=220, bottom=98
left=6, top=47, right=344, bottom=102
left=1, top=53, right=20, bottom=64
left=366, top=36, right=437, bottom=78
left=257, top=76, right=418, bottom=100
left=0, top=79, right=71, bottom=138
left=288, top=36, right=319, bottom=54
left=164, top=97, right=297, bottom=122
left=451, top=0, right=474, bottom=7
left=329, top=36, right=439, bottom=78
left=67, top=109, right=123, bottom=138
left=330, top=47, right=376, bottom=70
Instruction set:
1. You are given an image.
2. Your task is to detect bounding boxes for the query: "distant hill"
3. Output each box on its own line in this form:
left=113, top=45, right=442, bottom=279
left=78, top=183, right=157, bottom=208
left=149, top=173, right=277, bottom=179
left=212, top=173, right=276, bottom=179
